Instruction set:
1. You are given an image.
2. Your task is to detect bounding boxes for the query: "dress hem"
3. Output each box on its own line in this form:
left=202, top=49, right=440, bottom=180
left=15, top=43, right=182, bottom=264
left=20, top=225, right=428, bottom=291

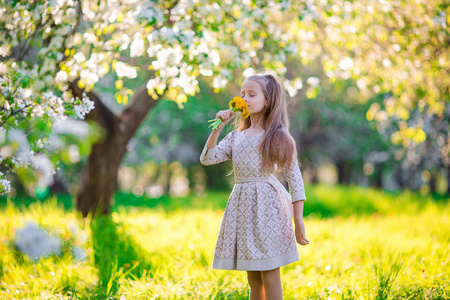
left=212, top=249, right=299, bottom=271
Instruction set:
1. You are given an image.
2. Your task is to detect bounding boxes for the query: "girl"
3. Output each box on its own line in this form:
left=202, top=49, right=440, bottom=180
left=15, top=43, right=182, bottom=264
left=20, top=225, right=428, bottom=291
left=200, top=73, right=309, bottom=300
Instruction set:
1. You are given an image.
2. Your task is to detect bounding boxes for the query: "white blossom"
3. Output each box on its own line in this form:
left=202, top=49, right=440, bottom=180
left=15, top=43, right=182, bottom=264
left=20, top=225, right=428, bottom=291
left=130, top=32, right=145, bottom=57
left=213, top=75, right=228, bottom=89
left=160, top=66, right=179, bottom=78
left=139, top=4, right=164, bottom=23
left=31, top=154, right=55, bottom=187
left=0, top=126, right=6, bottom=143
left=0, top=44, right=11, bottom=57
left=179, top=30, right=195, bottom=46
left=8, top=128, right=32, bottom=163
left=81, top=70, right=99, bottom=86
left=199, top=61, right=213, bottom=76
left=48, top=35, right=64, bottom=49
left=83, top=32, right=97, bottom=44
left=306, top=76, right=320, bottom=88
left=115, top=61, right=137, bottom=78
left=243, top=68, right=256, bottom=78
left=53, top=118, right=90, bottom=137
left=210, top=49, right=220, bottom=66
left=73, top=52, right=86, bottom=63
left=146, top=77, right=166, bottom=92
left=286, top=42, right=298, bottom=54
left=68, top=144, right=80, bottom=163
left=0, top=173, right=11, bottom=193
left=171, top=68, right=198, bottom=95
left=31, top=105, right=45, bottom=117
left=0, top=62, right=8, bottom=75
left=159, top=27, right=177, bottom=43
left=73, top=95, right=95, bottom=119
left=338, top=57, right=354, bottom=71
left=153, top=46, right=184, bottom=69
left=119, top=34, right=131, bottom=51
left=41, top=91, right=65, bottom=119
left=55, top=70, right=69, bottom=83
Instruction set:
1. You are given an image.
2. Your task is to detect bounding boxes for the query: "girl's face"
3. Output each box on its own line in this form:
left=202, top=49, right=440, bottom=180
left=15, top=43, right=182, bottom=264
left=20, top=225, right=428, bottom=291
left=240, top=79, right=267, bottom=115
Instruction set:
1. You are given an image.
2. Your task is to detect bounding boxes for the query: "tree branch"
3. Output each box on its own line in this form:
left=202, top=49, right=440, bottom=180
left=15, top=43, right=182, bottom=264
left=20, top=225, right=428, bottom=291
left=68, top=78, right=119, bottom=142
left=17, top=13, right=53, bottom=62
left=59, top=0, right=83, bottom=65
left=119, top=81, right=161, bottom=141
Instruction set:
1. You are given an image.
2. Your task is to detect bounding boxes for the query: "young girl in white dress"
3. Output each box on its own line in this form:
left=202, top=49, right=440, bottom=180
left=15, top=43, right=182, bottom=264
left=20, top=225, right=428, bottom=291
left=200, top=73, right=309, bottom=300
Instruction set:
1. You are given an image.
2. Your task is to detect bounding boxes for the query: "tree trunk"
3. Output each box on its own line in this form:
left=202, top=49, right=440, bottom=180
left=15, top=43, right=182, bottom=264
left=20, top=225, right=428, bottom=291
left=368, top=166, right=382, bottom=189
left=429, top=170, right=437, bottom=194
left=336, top=161, right=351, bottom=185
left=69, top=79, right=159, bottom=217
left=447, top=166, right=450, bottom=196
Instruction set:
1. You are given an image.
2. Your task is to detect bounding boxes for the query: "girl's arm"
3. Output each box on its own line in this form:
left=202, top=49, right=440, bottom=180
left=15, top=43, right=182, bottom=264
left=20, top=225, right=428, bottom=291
left=200, top=110, right=234, bottom=165
left=281, top=155, right=309, bottom=245
left=206, top=109, right=234, bottom=148
left=293, top=200, right=309, bottom=245
left=281, top=155, right=307, bottom=203
left=205, top=125, right=224, bottom=150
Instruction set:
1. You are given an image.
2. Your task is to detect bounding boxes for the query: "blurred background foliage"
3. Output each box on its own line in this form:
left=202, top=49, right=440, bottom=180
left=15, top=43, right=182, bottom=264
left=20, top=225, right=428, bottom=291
left=7, top=74, right=447, bottom=202
left=1, top=0, right=448, bottom=203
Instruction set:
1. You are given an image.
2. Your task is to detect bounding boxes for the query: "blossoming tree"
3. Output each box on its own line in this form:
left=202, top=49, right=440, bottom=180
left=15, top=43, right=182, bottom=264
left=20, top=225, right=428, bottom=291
left=0, top=1, right=97, bottom=196
left=1, top=0, right=448, bottom=216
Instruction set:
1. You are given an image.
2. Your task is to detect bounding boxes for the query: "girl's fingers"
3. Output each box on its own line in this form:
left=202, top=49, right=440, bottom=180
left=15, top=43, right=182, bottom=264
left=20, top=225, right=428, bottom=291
left=297, top=238, right=309, bottom=245
left=216, top=110, right=231, bottom=121
left=296, top=232, right=309, bottom=245
left=218, top=110, right=233, bottom=122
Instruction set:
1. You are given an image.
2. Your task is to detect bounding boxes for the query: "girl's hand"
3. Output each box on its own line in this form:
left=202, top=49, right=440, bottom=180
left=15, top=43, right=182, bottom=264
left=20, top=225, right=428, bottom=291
left=215, top=109, right=234, bottom=130
left=294, top=218, right=309, bottom=246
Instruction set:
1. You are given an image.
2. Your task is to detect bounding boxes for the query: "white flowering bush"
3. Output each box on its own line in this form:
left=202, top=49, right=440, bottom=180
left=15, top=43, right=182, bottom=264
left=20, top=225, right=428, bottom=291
left=0, top=0, right=101, bottom=195
left=13, top=220, right=88, bottom=262
left=0, top=71, right=98, bottom=194
left=15, top=221, right=62, bottom=261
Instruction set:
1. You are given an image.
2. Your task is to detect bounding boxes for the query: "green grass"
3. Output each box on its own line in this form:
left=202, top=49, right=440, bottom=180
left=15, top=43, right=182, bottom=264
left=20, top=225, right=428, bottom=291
left=4, top=183, right=447, bottom=217
left=0, top=184, right=449, bottom=299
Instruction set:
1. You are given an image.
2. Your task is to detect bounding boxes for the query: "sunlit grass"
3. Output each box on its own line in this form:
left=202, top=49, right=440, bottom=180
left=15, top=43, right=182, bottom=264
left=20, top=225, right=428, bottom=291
left=0, top=186, right=449, bottom=299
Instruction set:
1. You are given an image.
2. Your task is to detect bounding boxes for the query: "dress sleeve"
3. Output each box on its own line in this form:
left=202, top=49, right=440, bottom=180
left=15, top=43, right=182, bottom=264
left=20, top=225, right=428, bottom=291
left=200, top=131, right=235, bottom=165
left=281, top=155, right=307, bottom=203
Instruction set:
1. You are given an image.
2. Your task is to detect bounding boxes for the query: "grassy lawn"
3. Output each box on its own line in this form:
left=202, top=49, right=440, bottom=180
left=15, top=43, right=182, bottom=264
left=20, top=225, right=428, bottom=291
left=0, top=184, right=449, bottom=299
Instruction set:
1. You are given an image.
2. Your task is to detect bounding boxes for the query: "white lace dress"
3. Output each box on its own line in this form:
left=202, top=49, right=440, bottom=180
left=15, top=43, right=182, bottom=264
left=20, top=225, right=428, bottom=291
left=200, top=130, right=307, bottom=271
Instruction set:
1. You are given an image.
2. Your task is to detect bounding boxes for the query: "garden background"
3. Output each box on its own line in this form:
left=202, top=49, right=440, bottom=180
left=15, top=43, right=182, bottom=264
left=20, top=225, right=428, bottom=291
left=0, top=0, right=449, bottom=299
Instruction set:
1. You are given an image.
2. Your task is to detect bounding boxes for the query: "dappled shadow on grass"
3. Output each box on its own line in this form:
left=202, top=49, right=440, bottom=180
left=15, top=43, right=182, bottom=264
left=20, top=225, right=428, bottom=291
left=111, top=191, right=230, bottom=212
left=89, top=215, right=153, bottom=299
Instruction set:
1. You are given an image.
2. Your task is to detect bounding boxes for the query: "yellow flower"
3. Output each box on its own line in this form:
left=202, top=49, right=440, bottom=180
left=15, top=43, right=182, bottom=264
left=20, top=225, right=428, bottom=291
left=228, top=96, right=249, bottom=119
left=209, top=96, right=250, bottom=130
left=241, top=107, right=250, bottom=119
left=233, top=97, right=247, bottom=110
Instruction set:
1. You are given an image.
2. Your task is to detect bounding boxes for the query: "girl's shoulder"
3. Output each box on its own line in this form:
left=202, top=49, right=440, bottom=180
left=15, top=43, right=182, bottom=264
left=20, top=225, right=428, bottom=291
left=221, top=129, right=237, bottom=141
left=222, top=129, right=242, bottom=144
left=225, top=129, right=240, bottom=137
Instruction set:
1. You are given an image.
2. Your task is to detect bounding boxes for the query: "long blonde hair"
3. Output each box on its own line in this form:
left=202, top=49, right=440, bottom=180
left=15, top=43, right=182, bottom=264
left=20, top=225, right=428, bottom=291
left=233, top=73, right=299, bottom=175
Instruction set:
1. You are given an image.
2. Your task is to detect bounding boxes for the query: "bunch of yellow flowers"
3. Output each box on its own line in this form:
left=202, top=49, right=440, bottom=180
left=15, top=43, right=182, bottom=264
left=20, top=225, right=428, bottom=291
left=208, top=97, right=250, bottom=130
